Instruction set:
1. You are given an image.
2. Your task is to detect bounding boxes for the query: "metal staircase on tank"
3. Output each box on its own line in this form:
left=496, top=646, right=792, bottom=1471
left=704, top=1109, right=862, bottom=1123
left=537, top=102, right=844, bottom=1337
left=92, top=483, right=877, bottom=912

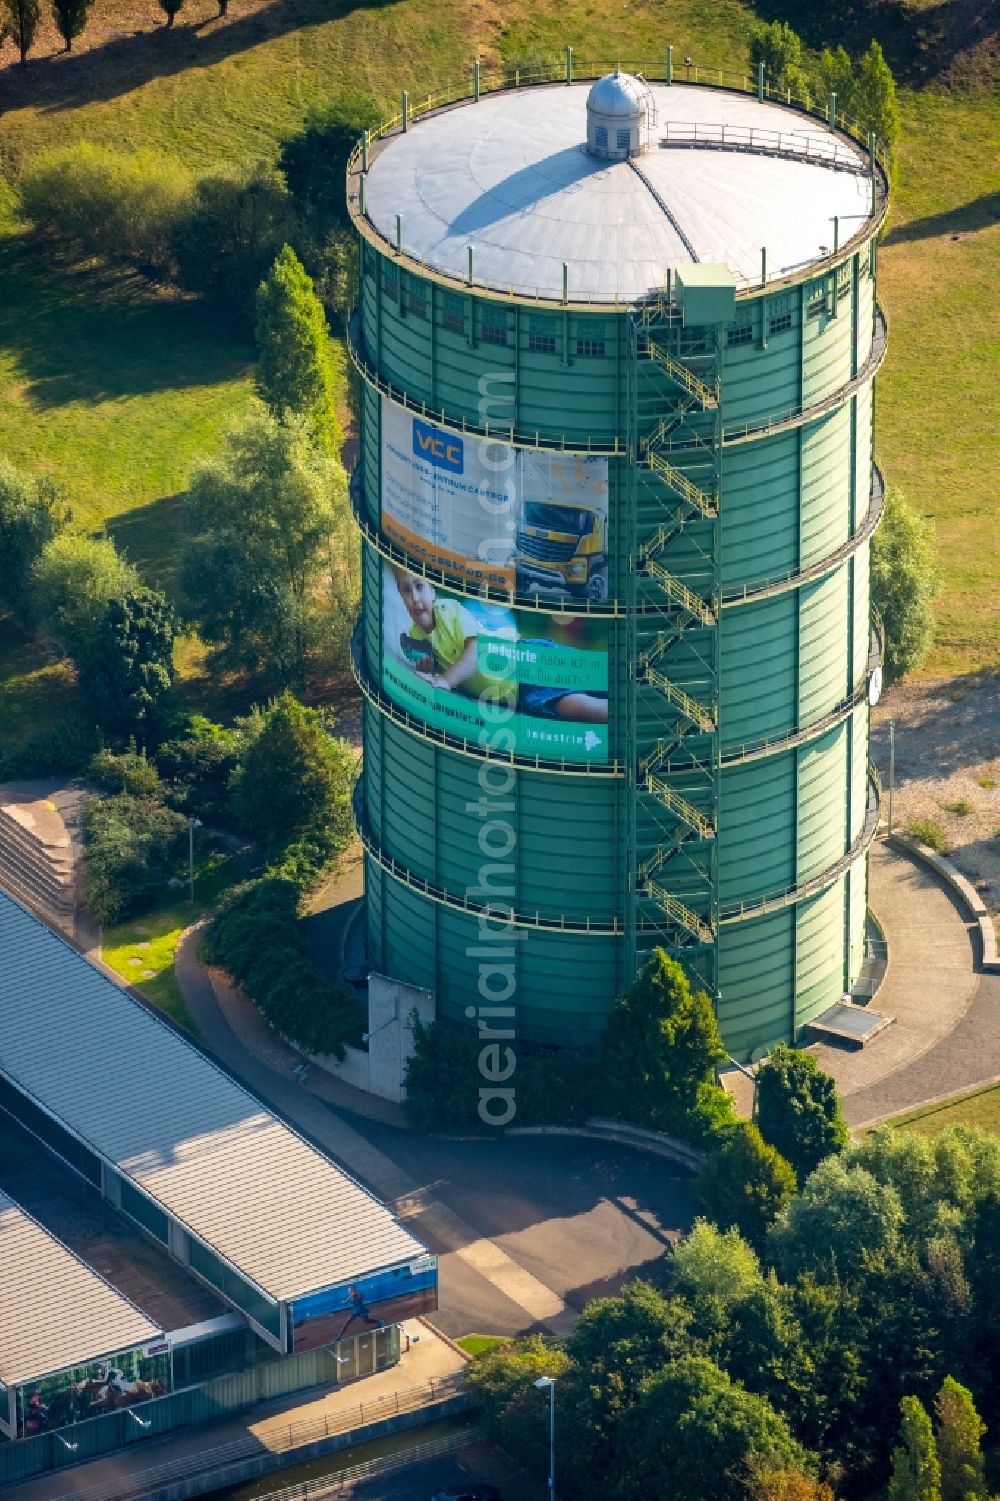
left=625, top=293, right=723, bottom=997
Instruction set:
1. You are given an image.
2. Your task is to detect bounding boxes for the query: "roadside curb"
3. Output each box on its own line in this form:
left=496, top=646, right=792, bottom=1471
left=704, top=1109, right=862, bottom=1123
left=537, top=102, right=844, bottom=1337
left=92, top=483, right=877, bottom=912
left=509, top=1117, right=706, bottom=1171
left=889, top=834, right=999, bottom=972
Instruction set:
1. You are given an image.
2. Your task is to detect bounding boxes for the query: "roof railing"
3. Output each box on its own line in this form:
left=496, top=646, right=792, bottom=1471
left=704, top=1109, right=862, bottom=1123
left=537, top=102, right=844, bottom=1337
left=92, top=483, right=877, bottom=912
left=346, top=54, right=890, bottom=309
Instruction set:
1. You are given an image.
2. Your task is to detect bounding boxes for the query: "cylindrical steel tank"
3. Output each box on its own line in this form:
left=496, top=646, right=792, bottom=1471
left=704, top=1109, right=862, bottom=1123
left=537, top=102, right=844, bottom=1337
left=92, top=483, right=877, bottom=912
left=346, top=65, right=889, bottom=1059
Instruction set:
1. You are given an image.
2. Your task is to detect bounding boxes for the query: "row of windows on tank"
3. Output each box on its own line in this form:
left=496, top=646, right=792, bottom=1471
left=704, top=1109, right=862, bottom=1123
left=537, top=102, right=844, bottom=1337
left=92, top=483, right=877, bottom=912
left=725, top=261, right=860, bottom=348
left=371, top=254, right=863, bottom=353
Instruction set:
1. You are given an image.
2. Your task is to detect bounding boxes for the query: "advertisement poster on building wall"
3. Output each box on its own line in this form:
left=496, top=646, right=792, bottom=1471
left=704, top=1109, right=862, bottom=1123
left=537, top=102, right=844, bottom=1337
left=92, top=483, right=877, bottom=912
left=17, top=1345, right=169, bottom=1436
left=382, top=562, right=610, bottom=764
left=380, top=398, right=610, bottom=602
left=290, top=1258, right=438, bottom=1353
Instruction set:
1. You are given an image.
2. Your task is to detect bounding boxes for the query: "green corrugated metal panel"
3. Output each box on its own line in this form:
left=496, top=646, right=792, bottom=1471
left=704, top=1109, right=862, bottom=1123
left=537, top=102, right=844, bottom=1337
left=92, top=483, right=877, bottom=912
left=798, top=568, right=850, bottom=724
left=799, top=407, right=852, bottom=566
left=796, top=724, right=848, bottom=881
left=369, top=858, right=622, bottom=1048
left=361, top=272, right=624, bottom=444
left=719, top=594, right=797, bottom=749
left=852, top=545, right=871, bottom=685
left=718, top=907, right=794, bottom=1059
left=849, top=705, right=870, bottom=843
left=362, top=540, right=381, bottom=669
left=854, top=386, right=873, bottom=507
left=794, top=877, right=847, bottom=1029
left=351, top=209, right=883, bottom=1058
left=856, top=264, right=875, bottom=369
left=801, top=271, right=856, bottom=405
left=848, top=853, right=867, bottom=980
left=719, top=434, right=798, bottom=589
left=718, top=755, right=794, bottom=905
left=721, top=320, right=799, bottom=429
left=365, top=711, right=621, bottom=921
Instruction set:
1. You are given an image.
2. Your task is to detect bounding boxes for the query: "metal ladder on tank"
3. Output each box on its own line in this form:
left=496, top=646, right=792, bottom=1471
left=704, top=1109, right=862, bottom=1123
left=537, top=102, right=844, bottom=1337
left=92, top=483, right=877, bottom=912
left=624, top=294, right=723, bottom=999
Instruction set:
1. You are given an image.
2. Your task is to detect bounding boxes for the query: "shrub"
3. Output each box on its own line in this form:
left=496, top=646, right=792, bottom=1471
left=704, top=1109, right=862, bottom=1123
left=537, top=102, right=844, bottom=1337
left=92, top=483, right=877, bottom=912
left=402, top=1017, right=599, bottom=1135
left=156, top=716, right=238, bottom=822
left=81, top=792, right=187, bottom=926
left=0, top=717, right=99, bottom=778
left=698, top=1122, right=797, bottom=1252
left=905, top=817, right=949, bottom=854
left=89, top=745, right=163, bottom=798
left=203, top=877, right=362, bottom=1057
left=0, top=460, right=69, bottom=621
left=942, top=798, right=974, bottom=817
left=20, top=143, right=193, bottom=275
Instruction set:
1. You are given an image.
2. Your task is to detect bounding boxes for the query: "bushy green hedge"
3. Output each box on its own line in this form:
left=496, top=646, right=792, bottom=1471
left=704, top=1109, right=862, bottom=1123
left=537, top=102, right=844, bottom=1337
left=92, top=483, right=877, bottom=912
left=403, top=1016, right=599, bottom=1135
left=81, top=792, right=188, bottom=926
left=203, top=877, right=362, bottom=1058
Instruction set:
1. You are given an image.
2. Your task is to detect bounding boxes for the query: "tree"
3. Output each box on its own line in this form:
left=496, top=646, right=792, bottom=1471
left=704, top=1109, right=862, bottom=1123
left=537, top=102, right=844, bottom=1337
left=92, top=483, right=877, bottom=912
left=889, top=1396, right=942, bottom=1501
left=2, top=0, right=41, bottom=61
left=602, top=949, right=733, bottom=1141
left=853, top=41, right=901, bottom=164
left=464, top=1335, right=572, bottom=1483
left=698, top=1122, right=797, bottom=1251
left=278, top=93, right=382, bottom=240
left=671, top=1219, right=764, bottom=1308
left=934, top=1377, right=987, bottom=1501
left=81, top=793, right=187, bottom=925
left=157, top=0, right=183, bottom=26
left=255, top=245, right=341, bottom=451
left=228, top=692, right=353, bottom=852
left=745, top=1458, right=836, bottom=1501
left=748, top=20, right=810, bottom=103
left=872, top=489, right=937, bottom=684
left=33, top=533, right=140, bottom=658
left=614, top=1355, right=813, bottom=1501
left=756, top=1044, right=848, bottom=1182
left=50, top=0, right=90, bottom=49
left=0, top=460, right=68, bottom=620
left=78, top=588, right=175, bottom=736
left=819, top=46, right=854, bottom=116
left=180, top=405, right=347, bottom=683
left=176, top=163, right=294, bottom=317
left=769, top=1157, right=904, bottom=1281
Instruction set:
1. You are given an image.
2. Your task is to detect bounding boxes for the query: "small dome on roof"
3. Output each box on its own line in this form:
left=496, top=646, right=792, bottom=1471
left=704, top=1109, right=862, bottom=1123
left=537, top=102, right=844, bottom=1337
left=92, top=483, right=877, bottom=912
left=585, top=70, right=654, bottom=160
left=586, top=70, right=648, bottom=117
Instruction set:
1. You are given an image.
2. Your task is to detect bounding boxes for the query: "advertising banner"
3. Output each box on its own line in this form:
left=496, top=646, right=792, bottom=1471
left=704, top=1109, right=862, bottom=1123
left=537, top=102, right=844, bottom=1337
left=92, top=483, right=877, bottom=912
left=380, top=399, right=610, bottom=601
left=382, top=562, right=609, bottom=764
left=17, top=1346, right=169, bottom=1437
left=290, top=1258, right=438, bottom=1354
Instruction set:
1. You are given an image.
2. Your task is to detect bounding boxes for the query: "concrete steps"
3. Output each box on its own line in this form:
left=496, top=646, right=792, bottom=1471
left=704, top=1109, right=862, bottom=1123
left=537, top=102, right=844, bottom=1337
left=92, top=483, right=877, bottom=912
left=0, top=799, right=76, bottom=934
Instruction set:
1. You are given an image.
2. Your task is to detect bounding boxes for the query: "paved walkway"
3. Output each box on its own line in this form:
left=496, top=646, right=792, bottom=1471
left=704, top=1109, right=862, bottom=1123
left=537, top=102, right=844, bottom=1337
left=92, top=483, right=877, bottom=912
left=10, top=1328, right=465, bottom=1501
left=175, top=916, right=694, bottom=1340
left=810, top=839, right=999, bottom=1127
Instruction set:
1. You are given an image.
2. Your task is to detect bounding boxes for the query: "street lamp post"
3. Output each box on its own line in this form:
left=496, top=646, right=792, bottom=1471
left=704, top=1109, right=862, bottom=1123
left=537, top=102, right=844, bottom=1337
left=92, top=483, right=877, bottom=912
left=534, top=1375, right=556, bottom=1500
left=188, top=816, right=202, bottom=904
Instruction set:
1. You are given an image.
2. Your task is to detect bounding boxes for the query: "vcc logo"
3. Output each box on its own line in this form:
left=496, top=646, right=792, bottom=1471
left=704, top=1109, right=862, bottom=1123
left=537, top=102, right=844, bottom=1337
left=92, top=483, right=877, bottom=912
left=412, top=419, right=463, bottom=474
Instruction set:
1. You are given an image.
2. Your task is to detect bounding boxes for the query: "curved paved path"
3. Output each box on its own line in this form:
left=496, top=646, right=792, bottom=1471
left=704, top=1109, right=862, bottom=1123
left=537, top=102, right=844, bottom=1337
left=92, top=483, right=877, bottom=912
left=174, top=925, right=694, bottom=1340
left=811, top=839, right=999, bottom=1127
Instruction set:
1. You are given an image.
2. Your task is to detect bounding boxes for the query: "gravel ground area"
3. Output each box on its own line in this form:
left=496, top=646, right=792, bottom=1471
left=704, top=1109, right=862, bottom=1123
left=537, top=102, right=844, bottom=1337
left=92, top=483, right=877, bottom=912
left=872, top=673, right=1000, bottom=923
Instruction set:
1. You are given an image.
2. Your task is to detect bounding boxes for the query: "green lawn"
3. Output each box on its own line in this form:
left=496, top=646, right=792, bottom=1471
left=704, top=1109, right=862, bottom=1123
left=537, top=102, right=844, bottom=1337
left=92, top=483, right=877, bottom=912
left=101, top=852, right=239, bottom=1035
left=890, top=1081, right=1000, bottom=1136
left=456, top=1334, right=508, bottom=1357
left=0, top=0, right=996, bottom=733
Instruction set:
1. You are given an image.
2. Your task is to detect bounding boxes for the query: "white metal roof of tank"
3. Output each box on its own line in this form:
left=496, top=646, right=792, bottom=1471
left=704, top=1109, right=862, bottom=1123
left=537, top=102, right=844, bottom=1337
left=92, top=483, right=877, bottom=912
left=363, top=82, right=874, bottom=300
left=0, top=1190, right=162, bottom=1386
left=0, top=892, right=430, bottom=1305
